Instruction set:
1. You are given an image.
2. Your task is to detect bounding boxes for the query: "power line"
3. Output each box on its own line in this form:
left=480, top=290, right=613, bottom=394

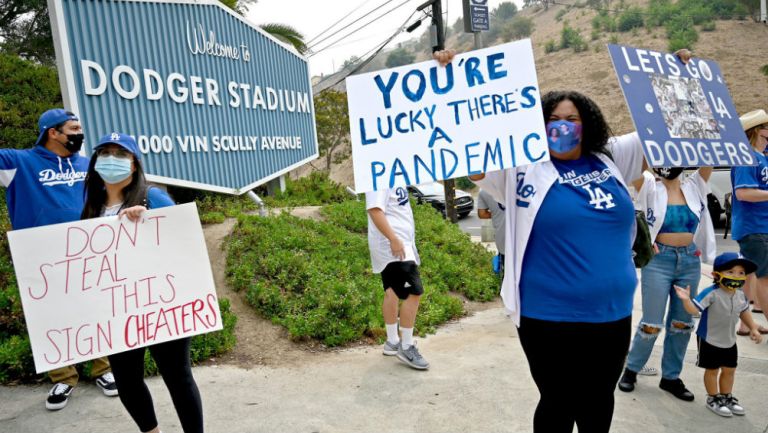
left=307, top=0, right=403, bottom=51
left=313, top=9, right=419, bottom=94
left=309, top=0, right=415, bottom=57
left=306, top=0, right=376, bottom=45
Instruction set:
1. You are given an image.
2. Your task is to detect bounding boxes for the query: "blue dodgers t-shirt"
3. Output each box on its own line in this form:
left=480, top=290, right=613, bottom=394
left=731, top=149, right=768, bottom=241
left=519, top=155, right=637, bottom=322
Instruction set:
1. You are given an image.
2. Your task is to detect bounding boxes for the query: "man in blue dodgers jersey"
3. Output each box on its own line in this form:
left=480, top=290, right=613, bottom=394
left=366, top=187, right=429, bottom=370
left=0, top=109, right=118, bottom=410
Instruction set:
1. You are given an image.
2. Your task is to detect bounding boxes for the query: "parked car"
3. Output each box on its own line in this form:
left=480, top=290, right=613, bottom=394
left=407, top=182, right=474, bottom=219
left=707, top=168, right=731, bottom=229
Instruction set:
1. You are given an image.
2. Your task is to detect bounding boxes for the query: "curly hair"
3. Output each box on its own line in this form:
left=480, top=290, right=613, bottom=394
left=541, top=90, right=613, bottom=157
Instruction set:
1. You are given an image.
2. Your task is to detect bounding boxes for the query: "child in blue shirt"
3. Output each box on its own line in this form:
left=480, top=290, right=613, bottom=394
left=675, top=252, right=763, bottom=417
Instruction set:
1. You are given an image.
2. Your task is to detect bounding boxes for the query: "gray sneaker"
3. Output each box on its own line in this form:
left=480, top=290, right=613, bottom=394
left=396, top=342, right=429, bottom=370
left=382, top=341, right=399, bottom=356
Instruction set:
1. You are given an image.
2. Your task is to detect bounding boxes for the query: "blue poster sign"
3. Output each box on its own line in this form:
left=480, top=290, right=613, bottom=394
left=48, top=0, right=318, bottom=194
left=608, top=44, right=753, bottom=168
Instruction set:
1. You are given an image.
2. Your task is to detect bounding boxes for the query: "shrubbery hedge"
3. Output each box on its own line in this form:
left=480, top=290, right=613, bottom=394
left=226, top=200, right=499, bottom=346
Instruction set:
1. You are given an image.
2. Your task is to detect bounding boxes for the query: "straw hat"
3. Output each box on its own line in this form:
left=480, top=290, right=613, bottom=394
left=740, top=109, right=768, bottom=131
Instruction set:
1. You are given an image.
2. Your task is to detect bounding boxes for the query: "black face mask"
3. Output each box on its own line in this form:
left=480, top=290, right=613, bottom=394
left=653, top=167, right=684, bottom=180
left=714, top=273, right=747, bottom=290
left=62, top=133, right=84, bottom=154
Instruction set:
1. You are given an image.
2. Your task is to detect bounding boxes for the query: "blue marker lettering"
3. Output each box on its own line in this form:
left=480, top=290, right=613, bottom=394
left=487, top=52, right=507, bottom=80
left=414, top=150, right=437, bottom=184
left=402, top=69, right=426, bottom=103
left=465, top=142, right=482, bottom=176
left=464, top=57, right=485, bottom=88
left=429, top=64, right=454, bottom=95
left=440, top=148, right=459, bottom=179
left=360, top=118, right=377, bottom=145
left=371, top=161, right=386, bottom=191
left=483, top=138, right=504, bottom=172
left=523, top=132, right=546, bottom=162
left=374, top=72, right=399, bottom=109
left=389, top=158, right=411, bottom=188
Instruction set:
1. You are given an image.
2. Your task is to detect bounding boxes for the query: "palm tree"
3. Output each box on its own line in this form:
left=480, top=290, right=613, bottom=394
left=259, top=23, right=309, bottom=55
left=218, top=1, right=308, bottom=55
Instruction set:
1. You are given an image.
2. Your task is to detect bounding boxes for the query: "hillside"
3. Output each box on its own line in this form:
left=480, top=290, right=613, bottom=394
left=312, top=0, right=768, bottom=187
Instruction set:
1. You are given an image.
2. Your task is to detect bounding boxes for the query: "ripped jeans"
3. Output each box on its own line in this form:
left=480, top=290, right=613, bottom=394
left=626, top=243, right=700, bottom=380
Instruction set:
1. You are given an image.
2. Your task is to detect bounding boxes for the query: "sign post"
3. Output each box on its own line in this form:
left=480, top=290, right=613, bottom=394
left=47, top=0, right=318, bottom=194
left=463, top=0, right=490, bottom=33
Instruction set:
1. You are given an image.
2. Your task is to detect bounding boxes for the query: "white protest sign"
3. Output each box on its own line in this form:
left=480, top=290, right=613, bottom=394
left=346, top=39, right=548, bottom=193
left=8, top=203, right=222, bottom=373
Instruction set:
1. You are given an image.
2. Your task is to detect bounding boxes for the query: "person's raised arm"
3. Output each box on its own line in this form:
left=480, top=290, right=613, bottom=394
left=674, top=285, right=700, bottom=315
left=739, top=310, right=764, bottom=344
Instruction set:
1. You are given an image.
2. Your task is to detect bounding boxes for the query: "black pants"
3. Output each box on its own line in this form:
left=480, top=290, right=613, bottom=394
left=517, top=315, right=631, bottom=433
left=108, top=338, right=203, bottom=433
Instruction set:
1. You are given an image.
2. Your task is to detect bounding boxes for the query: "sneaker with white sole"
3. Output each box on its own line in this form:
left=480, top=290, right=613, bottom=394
left=638, top=365, right=658, bottom=376
left=706, top=394, right=733, bottom=417
left=723, top=394, right=745, bottom=415
left=95, top=372, right=119, bottom=397
left=46, top=383, right=74, bottom=410
left=382, top=341, right=399, bottom=356
left=396, top=342, right=429, bottom=370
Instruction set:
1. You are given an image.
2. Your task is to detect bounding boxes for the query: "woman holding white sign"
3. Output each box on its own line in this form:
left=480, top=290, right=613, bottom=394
left=467, top=90, right=644, bottom=433
left=81, top=133, right=204, bottom=433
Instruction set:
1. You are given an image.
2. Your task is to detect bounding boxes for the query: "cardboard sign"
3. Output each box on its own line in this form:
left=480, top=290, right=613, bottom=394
left=609, top=44, right=754, bottom=168
left=346, top=40, right=548, bottom=193
left=8, top=203, right=222, bottom=373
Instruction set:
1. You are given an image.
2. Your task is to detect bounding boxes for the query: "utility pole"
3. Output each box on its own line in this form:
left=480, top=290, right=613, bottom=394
left=425, top=0, right=458, bottom=223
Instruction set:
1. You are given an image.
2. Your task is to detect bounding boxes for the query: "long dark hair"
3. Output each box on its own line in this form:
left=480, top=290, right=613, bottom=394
left=542, top=90, right=613, bottom=157
left=81, top=151, right=148, bottom=219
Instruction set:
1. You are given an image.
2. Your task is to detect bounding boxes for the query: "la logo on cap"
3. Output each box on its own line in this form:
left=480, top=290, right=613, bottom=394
left=111, top=132, right=120, bottom=141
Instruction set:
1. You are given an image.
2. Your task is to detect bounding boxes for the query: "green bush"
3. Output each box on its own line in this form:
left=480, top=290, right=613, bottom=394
left=265, top=171, right=351, bottom=207
left=227, top=201, right=498, bottom=346
left=561, top=23, right=588, bottom=52
left=0, top=53, right=62, bottom=150
left=544, top=39, right=559, bottom=53
left=500, top=16, right=535, bottom=42
left=556, top=9, right=567, bottom=21
left=592, top=10, right=618, bottom=33
left=701, top=21, right=717, bottom=31
left=761, top=65, right=768, bottom=77
left=618, top=7, right=644, bottom=32
left=666, top=16, right=699, bottom=52
left=455, top=176, right=476, bottom=191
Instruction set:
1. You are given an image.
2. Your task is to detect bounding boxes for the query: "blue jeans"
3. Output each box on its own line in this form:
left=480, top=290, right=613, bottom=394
left=626, top=243, right=700, bottom=380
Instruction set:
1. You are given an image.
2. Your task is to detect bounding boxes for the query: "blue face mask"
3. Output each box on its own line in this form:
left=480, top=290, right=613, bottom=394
left=546, top=120, right=582, bottom=154
left=95, top=155, right=133, bottom=184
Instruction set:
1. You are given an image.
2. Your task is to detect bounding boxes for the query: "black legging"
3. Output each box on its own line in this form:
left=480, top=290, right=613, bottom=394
left=108, top=338, right=203, bottom=433
left=517, top=315, right=631, bottom=433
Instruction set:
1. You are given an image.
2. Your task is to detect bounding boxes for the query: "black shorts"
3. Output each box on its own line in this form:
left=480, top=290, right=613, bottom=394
left=697, top=337, right=738, bottom=369
left=381, top=261, right=424, bottom=300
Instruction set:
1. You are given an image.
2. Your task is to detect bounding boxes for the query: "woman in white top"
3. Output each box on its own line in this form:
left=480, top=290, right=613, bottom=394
left=619, top=166, right=714, bottom=401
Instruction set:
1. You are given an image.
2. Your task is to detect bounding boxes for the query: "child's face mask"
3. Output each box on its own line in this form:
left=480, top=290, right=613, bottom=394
left=714, top=272, right=747, bottom=291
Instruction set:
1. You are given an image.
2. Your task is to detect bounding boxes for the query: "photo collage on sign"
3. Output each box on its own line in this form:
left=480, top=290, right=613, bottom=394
left=651, top=74, right=721, bottom=140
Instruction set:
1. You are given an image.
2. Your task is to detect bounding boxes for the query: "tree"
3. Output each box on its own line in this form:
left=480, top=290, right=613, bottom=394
left=259, top=23, right=309, bottom=55
left=385, top=48, right=415, bottom=68
left=342, top=56, right=361, bottom=70
left=314, top=90, right=350, bottom=171
left=523, top=0, right=552, bottom=10
left=0, top=0, right=55, bottom=64
left=500, top=16, right=535, bottom=42
left=492, top=2, right=518, bottom=21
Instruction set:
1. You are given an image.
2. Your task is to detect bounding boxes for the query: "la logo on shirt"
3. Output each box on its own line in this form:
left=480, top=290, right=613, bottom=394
left=560, top=169, right=616, bottom=210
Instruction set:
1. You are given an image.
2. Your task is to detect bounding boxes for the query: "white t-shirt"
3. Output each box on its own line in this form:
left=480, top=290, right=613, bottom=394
left=365, top=187, right=420, bottom=273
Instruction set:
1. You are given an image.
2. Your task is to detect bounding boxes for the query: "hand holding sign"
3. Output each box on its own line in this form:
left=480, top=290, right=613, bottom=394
left=347, top=40, right=548, bottom=193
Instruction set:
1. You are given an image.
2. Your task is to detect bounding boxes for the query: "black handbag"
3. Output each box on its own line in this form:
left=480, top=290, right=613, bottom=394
left=632, top=209, right=654, bottom=268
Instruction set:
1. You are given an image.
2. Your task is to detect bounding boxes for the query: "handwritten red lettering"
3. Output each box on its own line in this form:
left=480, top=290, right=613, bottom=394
left=147, top=216, right=166, bottom=246
left=29, top=263, right=52, bottom=300
left=89, top=224, right=116, bottom=255
left=65, top=226, right=89, bottom=257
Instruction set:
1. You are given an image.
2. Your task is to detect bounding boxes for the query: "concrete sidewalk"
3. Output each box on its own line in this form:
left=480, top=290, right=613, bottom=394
left=2, top=270, right=768, bottom=433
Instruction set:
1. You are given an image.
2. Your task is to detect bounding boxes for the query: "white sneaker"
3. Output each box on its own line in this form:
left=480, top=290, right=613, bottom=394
left=638, top=365, right=658, bottom=376
left=706, top=394, right=733, bottom=417
left=723, top=394, right=745, bottom=415
left=46, top=383, right=74, bottom=410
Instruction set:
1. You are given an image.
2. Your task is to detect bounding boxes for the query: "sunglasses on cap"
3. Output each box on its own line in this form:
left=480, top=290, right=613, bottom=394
left=95, top=147, right=133, bottom=158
